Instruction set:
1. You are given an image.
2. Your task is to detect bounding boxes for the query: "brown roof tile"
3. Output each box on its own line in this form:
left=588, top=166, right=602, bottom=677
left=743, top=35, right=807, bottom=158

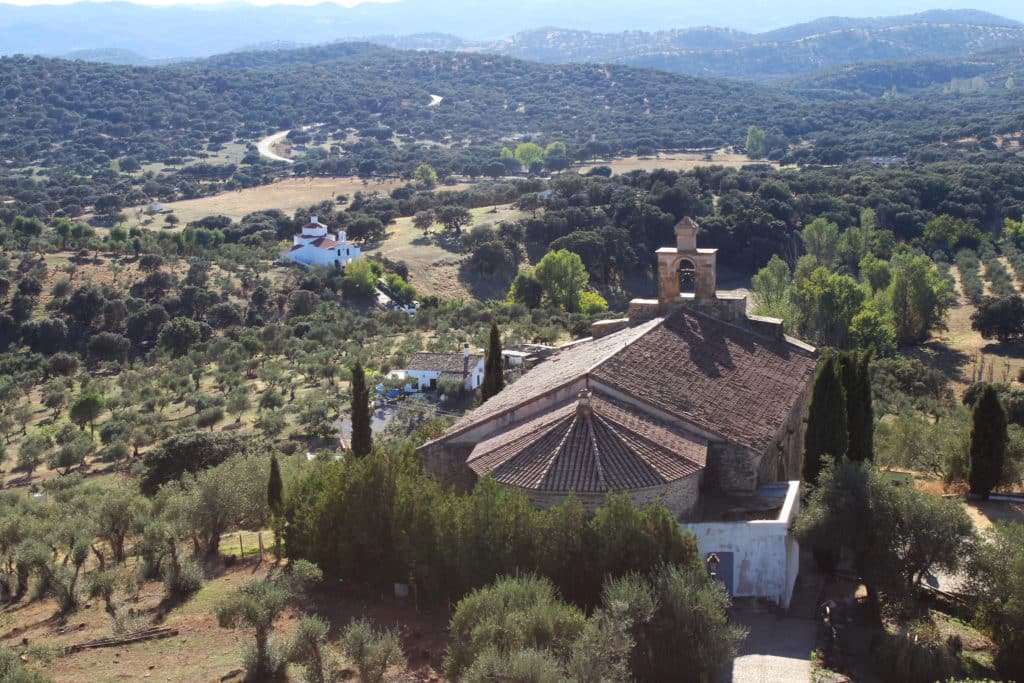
left=468, top=392, right=707, bottom=492
left=590, top=310, right=817, bottom=453
left=435, top=307, right=815, bottom=455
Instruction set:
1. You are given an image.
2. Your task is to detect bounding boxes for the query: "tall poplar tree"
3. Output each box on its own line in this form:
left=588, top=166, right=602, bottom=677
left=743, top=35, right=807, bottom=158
left=481, top=323, right=505, bottom=402
left=839, top=350, right=874, bottom=462
left=350, top=362, right=372, bottom=458
left=969, top=384, right=1007, bottom=499
left=802, top=352, right=848, bottom=485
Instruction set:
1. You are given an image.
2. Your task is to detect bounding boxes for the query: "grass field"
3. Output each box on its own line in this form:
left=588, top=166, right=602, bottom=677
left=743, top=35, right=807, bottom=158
left=575, top=150, right=777, bottom=175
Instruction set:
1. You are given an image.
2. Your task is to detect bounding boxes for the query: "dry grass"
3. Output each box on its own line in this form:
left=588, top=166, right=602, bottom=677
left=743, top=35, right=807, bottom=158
left=908, top=266, right=1024, bottom=398
left=575, top=150, right=777, bottom=175
left=366, top=203, right=526, bottom=300
left=1, top=555, right=448, bottom=683
left=123, top=177, right=465, bottom=229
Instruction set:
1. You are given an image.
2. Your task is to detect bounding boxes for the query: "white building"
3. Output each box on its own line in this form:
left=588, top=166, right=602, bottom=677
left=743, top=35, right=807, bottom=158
left=283, top=215, right=361, bottom=269
left=401, top=344, right=485, bottom=393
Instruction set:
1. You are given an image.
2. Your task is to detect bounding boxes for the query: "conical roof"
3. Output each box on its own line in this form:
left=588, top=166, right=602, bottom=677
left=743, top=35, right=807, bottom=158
left=468, top=391, right=706, bottom=493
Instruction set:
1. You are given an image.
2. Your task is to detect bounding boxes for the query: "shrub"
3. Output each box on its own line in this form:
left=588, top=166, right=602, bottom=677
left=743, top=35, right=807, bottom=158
left=340, top=618, right=406, bottom=683
left=444, top=575, right=587, bottom=680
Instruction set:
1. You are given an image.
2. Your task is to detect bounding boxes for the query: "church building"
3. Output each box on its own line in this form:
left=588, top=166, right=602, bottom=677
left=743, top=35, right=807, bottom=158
left=418, top=217, right=818, bottom=607
left=283, top=215, right=361, bottom=269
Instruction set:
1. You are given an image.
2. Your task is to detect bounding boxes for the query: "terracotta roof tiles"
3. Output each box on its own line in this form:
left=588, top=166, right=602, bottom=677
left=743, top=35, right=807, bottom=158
left=436, top=307, right=815, bottom=456
left=468, top=392, right=707, bottom=492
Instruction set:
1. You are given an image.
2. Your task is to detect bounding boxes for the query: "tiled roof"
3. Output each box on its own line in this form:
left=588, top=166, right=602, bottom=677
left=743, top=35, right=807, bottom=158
left=310, top=237, right=339, bottom=249
left=437, top=307, right=815, bottom=455
left=468, top=392, right=706, bottom=492
left=445, top=317, right=662, bottom=431
left=589, top=310, right=817, bottom=453
left=406, top=352, right=483, bottom=373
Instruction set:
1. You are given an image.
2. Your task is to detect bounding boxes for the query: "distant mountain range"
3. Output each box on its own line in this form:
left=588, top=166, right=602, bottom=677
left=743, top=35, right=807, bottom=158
left=365, top=10, right=1024, bottom=80
left=1, top=2, right=1023, bottom=79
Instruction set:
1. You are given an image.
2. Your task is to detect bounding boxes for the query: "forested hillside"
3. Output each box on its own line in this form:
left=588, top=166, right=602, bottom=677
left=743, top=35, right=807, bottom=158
left=2, top=42, right=1023, bottom=223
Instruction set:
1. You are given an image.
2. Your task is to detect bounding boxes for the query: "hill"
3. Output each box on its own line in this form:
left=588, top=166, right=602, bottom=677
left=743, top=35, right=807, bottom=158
left=367, top=10, right=1024, bottom=81
left=1, top=40, right=1022, bottom=219
left=2, top=1, right=1023, bottom=74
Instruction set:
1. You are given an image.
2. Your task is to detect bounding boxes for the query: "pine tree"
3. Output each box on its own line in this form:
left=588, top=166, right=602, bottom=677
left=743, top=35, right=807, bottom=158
left=267, top=454, right=283, bottom=514
left=969, top=384, right=1007, bottom=499
left=481, top=323, right=505, bottom=402
left=350, top=362, right=372, bottom=458
left=802, top=352, right=848, bottom=485
left=839, top=350, right=874, bottom=462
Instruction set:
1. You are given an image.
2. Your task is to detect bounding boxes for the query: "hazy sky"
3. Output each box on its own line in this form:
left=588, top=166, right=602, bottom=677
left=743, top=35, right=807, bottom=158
left=1, top=0, right=1022, bottom=29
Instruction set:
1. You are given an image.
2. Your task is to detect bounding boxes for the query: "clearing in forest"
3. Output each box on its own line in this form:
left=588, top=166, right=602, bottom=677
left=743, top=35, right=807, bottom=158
left=366, top=204, right=526, bottom=301
left=575, top=150, right=777, bottom=175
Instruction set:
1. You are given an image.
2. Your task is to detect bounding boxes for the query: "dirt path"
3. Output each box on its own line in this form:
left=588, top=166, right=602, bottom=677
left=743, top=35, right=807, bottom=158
left=256, top=129, right=294, bottom=164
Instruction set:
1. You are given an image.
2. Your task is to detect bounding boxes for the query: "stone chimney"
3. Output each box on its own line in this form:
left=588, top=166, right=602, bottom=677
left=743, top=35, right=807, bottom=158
left=463, top=342, right=470, bottom=376
left=576, top=389, right=592, bottom=416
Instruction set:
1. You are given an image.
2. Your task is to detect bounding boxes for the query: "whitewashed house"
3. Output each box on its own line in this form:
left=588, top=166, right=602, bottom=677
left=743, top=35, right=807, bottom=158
left=401, top=344, right=485, bottom=393
left=283, top=215, right=361, bottom=269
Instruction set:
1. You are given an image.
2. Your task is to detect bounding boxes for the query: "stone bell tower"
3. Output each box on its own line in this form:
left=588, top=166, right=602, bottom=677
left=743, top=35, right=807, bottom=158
left=656, top=217, right=717, bottom=302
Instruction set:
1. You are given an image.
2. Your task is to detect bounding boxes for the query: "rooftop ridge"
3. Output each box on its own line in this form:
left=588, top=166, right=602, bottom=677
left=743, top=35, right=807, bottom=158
left=584, top=410, right=609, bottom=492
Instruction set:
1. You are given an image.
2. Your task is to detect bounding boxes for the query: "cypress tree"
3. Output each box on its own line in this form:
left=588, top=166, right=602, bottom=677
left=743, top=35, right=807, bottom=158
left=267, top=453, right=283, bottom=514
left=969, top=384, right=1007, bottom=499
left=802, top=352, right=848, bottom=485
left=350, top=361, right=372, bottom=458
left=839, top=350, right=874, bottom=462
left=481, top=323, right=505, bottom=402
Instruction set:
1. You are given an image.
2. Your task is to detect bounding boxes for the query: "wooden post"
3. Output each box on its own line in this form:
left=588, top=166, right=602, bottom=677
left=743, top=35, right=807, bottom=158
left=239, top=533, right=244, bottom=559
left=258, top=532, right=264, bottom=561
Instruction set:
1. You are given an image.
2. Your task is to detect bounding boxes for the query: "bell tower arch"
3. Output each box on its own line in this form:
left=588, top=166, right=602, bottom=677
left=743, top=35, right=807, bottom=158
left=657, top=217, right=717, bottom=303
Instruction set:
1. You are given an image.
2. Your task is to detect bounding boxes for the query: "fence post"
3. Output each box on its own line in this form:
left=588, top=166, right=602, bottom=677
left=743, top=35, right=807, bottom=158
left=239, top=533, right=244, bottom=559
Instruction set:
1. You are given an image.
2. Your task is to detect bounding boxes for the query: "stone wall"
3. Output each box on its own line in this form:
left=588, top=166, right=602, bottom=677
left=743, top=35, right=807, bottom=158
left=520, top=471, right=702, bottom=519
left=705, top=442, right=760, bottom=493
left=418, top=440, right=477, bottom=492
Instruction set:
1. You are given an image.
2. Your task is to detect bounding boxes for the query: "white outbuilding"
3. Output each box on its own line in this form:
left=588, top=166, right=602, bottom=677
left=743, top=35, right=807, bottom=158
left=283, top=215, right=361, bottom=269
left=401, top=344, right=485, bottom=393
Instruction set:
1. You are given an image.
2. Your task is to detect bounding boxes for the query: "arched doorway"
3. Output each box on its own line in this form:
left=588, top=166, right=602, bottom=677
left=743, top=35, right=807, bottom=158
left=678, top=258, right=696, bottom=295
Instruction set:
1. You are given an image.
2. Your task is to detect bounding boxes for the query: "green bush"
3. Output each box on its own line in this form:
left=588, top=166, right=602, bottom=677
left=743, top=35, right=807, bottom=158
left=339, top=618, right=406, bottom=683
